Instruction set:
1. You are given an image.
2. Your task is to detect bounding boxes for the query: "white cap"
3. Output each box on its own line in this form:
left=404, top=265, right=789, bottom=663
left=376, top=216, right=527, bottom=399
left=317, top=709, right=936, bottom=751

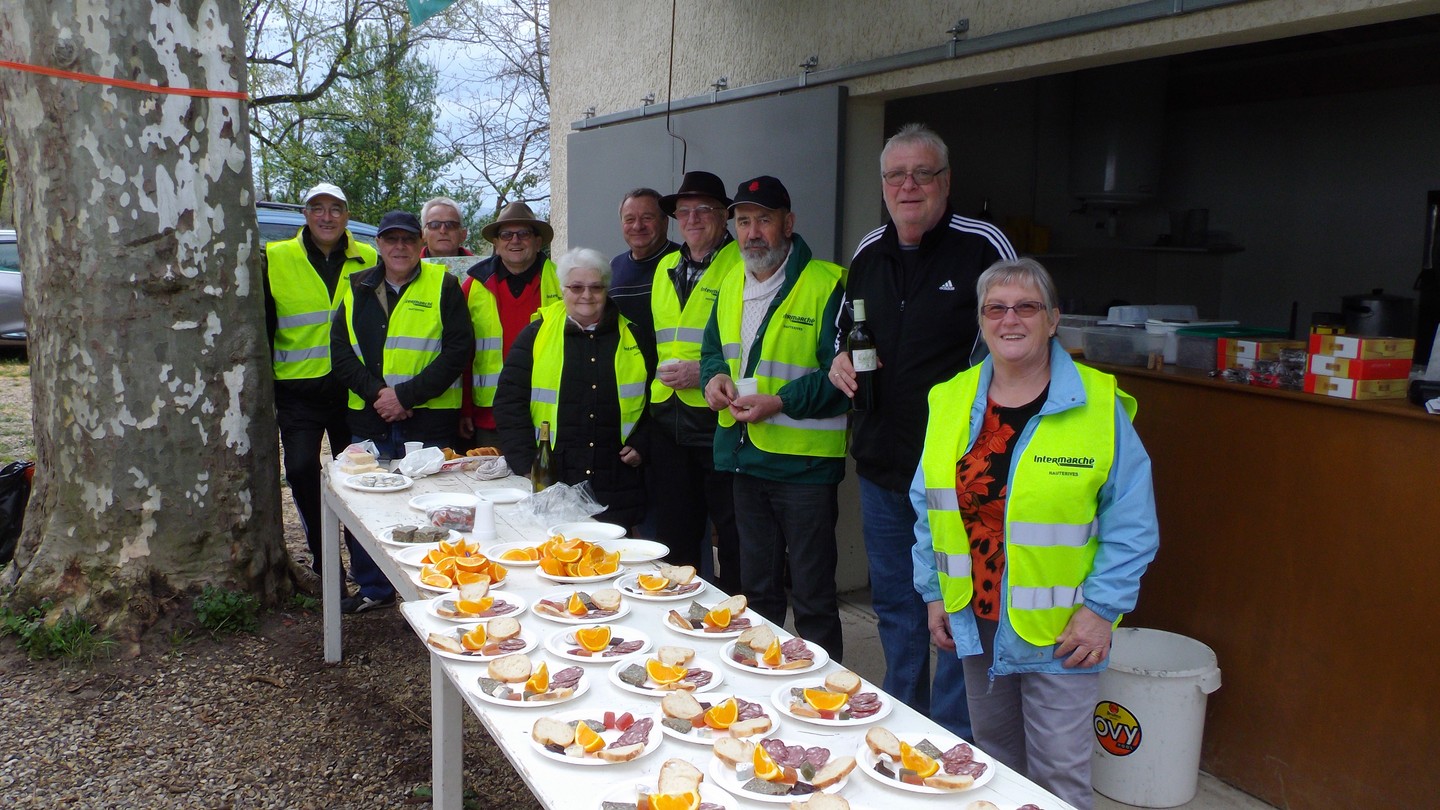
left=302, top=182, right=347, bottom=205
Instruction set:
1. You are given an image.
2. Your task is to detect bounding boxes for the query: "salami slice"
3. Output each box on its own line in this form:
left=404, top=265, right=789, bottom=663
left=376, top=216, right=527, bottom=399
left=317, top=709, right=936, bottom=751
left=682, top=668, right=713, bottom=688
left=675, top=581, right=704, bottom=594
left=726, top=617, right=752, bottom=629
left=848, top=703, right=882, bottom=718
left=496, top=638, right=528, bottom=651
left=803, top=747, right=830, bottom=769
left=481, top=601, right=517, bottom=617
left=590, top=609, right=619, bottom=618
left=949, top=759, right=988, bottom=778
left=780, top=638, right=814, bottom=660
left=613, top=716, right=653, bottom=747
left=847, top=692, right=880, bottom=708
left=940, top=742, right=975, bottom=765
left=606, top=639, right=644, bottom=656
left=736, top=698, right=765, bottom=721
left=550, top=666, right=584, bottom=690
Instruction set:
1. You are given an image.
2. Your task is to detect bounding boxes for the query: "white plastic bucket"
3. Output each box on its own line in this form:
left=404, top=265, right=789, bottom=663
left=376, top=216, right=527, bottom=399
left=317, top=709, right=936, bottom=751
left=1092, top=628, right=1222, bottom=808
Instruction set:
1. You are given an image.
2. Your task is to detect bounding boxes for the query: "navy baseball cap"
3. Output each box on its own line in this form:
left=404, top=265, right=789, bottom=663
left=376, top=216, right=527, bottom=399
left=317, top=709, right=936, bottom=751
left=376, top=211, right=422, bottom=236
left=730, top=175, right=791, bottom=211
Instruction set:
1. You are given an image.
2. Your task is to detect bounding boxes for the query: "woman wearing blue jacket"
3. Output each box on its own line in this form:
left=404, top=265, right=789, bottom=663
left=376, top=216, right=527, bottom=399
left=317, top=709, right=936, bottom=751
left=910, top=258, right=1159, bottom=810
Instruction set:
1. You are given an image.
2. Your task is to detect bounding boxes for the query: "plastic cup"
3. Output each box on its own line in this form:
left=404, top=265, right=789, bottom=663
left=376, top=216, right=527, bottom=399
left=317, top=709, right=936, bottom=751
left=472, top=498, right=496, bottom=542
left=403, top=441, right=423, bottom=457
left=735, top=378, right=758, bottom=398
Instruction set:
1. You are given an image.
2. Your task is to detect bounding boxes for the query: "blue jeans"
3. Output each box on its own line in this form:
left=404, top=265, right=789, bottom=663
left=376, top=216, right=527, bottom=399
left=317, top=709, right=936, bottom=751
left=733, top=474, right=843, bottom=662
left=860, top=475, right=970, bottom=738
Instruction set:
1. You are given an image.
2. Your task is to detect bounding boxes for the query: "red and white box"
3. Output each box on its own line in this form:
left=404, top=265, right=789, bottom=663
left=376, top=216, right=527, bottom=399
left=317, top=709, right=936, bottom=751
left=1302, top=373, right=1408, bottom=400
left=1307, top=354, right=1413, bottom=380
left=1307, top=334, right=1415, bottom=360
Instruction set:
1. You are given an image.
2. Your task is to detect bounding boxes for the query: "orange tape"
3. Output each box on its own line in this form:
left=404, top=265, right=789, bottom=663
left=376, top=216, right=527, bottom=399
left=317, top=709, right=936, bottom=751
left=0, top=58, right=249, bottom=101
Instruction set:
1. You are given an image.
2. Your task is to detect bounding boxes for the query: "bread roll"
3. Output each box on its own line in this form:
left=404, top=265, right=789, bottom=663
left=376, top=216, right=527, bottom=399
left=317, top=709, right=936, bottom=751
left=864, top=726, right=901, bottom=758
left=727, top=716, right=772, bottom=738
left=823, top=669, right=861, bottom=696
left=591, top=588, right=622, bottom=611
left=661, top=691, right=704, bottom=720
left=715, top=594, right=748, bottom=615
left=658, top=564, right=696, bottom=585
left=427, top=632, right=464, bottom=654
left=737, top=625, right=776, bottom=651
left=531, top=716, right=574, bottom=747
left=713, top=736, right=753, bottom=768
left=656, top=645, right=695, bottom=667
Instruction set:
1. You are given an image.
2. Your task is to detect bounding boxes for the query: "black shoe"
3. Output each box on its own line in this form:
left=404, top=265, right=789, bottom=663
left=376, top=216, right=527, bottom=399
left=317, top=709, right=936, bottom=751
left=341, top=593, right=395, bottom=614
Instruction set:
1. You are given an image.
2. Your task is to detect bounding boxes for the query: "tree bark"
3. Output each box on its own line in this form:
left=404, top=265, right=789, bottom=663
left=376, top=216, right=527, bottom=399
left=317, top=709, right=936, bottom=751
left=0, top=2, right=288, bottom=646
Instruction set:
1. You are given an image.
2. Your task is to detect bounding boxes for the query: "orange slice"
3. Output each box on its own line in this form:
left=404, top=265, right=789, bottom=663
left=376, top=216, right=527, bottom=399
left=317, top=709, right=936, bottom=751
left=422, top=573, right=453, bottom=589
left=539, top=557, right=566, bottom=576
left=574, top=625, right=611, bottom=652
left=574, top=718, right=606, bottom=754
left=637, top=574, right=670, bottom=592
left=648, top=792, right=700, bottom=810
left=455, top=596, right=494, bottom=616
left=460, top=625, right=487, bottom=651
left=753, top=742, right=782, bottom=782
left=645, top=659, right=687, bottom=686
left=802, top=688, right=847, bottom=712
left=454, top=556, right=489, bottom=572
left=762, top=638, right=783, bottom=667
left=703, top=697, right=738, bottom=730
left=566, top=592, right=589, bottom=616
left=500, top=547, right=536, bottom=562
left=489, top=562, right=508, bottom=581
left=524, top=661, right=549, bottom=694
left=552, top=543, right=584, bottom=564
left=437, top=539, right=457, bottom=556
left=900, top=741, right=940, bottom=778
left=701, top=608, right=731, bottom=630
left=435, top=557, right=458, bottom=577
left=455, top=570, right=490, bottom=587
left=574, top=559, right=598, bottom=578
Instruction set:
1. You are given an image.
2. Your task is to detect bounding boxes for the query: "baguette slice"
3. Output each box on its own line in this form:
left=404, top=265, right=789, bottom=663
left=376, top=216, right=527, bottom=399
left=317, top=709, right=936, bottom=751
left=658, top=758, right=704, bottom=795
left=924, top=773, right=977, bottom=791
left=657, top=645, right=695, bottom=667
left=864, top=726, right=901, bottom=758
left=790, top=795, right=851, bottom=810
left=823, top=669, right=861, bottom=696
left=660, top=690, right=704, bottom=720
left=810, top=755, right=856, bottom=790
left=713, top=736, right=753, bottom=768
left=533, top=600, right=568, bottom=618
left=658, top=564, right=696, bottom=585
left=591, top=588, right=622, bottom=611
left=426, top=632, right=465, bottom=654
left=458, top=578, right=490, bottom=602
left=526, top=686, right=574, bottom=703
left=486, top=616, right=521, bottom=642
left=531, top=716, right=575, bottom=747
left=737, top=625, right=776, bottom=651
left=596, top=742, right=645, bottom=763
left=714, top=594, right=748, bottom=616
left=727, top=715, right=772, bottom=738
left=487, top=653, right=532, bottom=684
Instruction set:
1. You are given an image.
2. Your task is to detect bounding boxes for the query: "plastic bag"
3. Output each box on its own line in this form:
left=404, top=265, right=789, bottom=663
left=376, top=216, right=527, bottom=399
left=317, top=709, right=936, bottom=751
left=511, top=481, right=604, bottom=529
left=335, top=441, right=382, bottom=474
left=0, top=461, right=35, bottom=567
left=397, top=446, right=446, bottom=478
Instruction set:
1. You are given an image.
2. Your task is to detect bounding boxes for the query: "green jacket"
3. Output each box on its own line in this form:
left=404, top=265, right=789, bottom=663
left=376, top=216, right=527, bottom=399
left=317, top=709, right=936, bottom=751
left=700, top=233, right=849, bottom=485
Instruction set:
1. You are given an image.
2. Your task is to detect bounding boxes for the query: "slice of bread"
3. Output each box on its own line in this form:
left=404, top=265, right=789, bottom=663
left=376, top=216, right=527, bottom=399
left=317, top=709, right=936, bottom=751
left=487, top=653, right=532, bottom=684
left=458, top=578, right=490, bottom=602
left=727, top=715, right=772, bottom=738
left=660, top=690, right=704, bottom=720
left=657, top=645, right=695, bottom=667
left=714, top=594, right=747, bottom=616
left=737, top=625, right=775, bottom=651
left=486, top=616, right=521, bottom=642
left=596, top=742, right=645, bottom=763
left=810, top=755, right=856, bottom=790
left=658, top=758, right=704, bottom=794
left=526, top=686, right=574, bottom=703
left=864, top=726, right=901, bottom=759
left=591, top=588, right=622, bottom=611
left=823, top=669, right=861, bottom=696
left=531, top=716, right=574, bottom=747
left=427, top=632, right=464, bottom=654
left=658, top=564, right=696, bottom=585
left=533, top=601, right=567, bottom=618
left=713, top=736, right=753, bottom=768
left=924, top=773, right=977, bottom=791
left=789, top=795, right=851, bottom=810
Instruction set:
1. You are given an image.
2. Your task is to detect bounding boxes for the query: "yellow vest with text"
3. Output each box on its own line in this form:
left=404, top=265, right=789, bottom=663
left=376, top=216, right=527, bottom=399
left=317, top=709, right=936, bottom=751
left=714, top=260, right=846, bottom=458
left=466, top=282, right=503, bottom=407
left=921, top=362, right=1136, bottom=645
left=266, top=229, right=376, bottom=379
left=529, top=301, right=647, bottom=445
left=536, top=259, right=562, bottom=317
left=342, top=261, right=461, bottom=410
left=650, top=242, right=740, bottom=408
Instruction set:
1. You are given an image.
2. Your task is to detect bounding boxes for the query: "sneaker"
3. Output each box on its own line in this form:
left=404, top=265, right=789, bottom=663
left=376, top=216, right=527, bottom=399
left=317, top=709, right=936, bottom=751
left=341, top=593, right=395, bottom=614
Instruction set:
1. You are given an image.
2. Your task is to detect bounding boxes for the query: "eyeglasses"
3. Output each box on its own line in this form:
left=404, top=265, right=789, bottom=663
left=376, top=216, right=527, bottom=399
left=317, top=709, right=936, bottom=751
left=563, top=283, right=606, bottom=295
left=981, top=301, right=1047, bottom=320
left=425, top=220, right=462, bottom=231
left=497, top=229, right=534, bottom=242
left=880, top=167, right=948, bottom=187
left=305, top=204, right=346, bottom=217
left=674, top=205, right=721, bottom=220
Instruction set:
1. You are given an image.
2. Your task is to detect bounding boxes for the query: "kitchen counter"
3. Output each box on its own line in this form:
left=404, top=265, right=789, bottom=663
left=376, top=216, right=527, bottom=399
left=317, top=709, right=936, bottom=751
left=1086, top=361, right=1439, bottom=809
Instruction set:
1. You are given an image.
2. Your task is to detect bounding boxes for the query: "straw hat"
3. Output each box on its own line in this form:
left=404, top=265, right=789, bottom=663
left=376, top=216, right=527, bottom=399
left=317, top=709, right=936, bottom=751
left=480, top=202, right=554, bottom=243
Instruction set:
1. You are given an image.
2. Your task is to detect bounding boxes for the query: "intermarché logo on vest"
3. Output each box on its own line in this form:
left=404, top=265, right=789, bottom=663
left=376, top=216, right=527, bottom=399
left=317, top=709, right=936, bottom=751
left=781, top=313, right=815, bottom=332
left=1032, top=453, right=1095, bottom=477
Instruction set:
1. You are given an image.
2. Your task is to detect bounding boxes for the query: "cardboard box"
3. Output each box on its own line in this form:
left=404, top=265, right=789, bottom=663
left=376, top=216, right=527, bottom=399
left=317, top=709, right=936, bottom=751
left=1303, top=373, right=1408, bottom=400
left=1307, top=334, right=1415, bottom=360
left=1231, top=338, right=1304, bottom=361
left=1307, top=354, right=1413, bottom=380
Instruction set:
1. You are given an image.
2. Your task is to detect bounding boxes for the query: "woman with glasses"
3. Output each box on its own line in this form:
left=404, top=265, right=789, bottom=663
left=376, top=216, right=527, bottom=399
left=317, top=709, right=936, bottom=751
left=494, top=247, right=650, bottom=528
left=910, top=258, right=1159, bottom=810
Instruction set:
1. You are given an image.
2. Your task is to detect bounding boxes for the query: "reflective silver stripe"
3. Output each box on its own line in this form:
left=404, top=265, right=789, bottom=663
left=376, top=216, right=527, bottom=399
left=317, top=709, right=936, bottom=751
left=273, top=346, right=328, bottom=363
left=655, top=327, right=679, bottom=343
left=474, top=337, right=502, bottom=351
left=926, top=488, right=959, bottom=511
left=621, top=420, right=636, bottom=436
left=1011, top=585, right=1085, bottom=611
left=532, top=388, right=559, bottom=404
left=721, top=342, right=740, bottom=361
left=617, top=382, right=647, bottom=398
left=350, top=342, right=362, bottom=357
left=475, top=373, right=500, bottom=388
left=447, top=379, right=462, bottom=391
left=769, top=412, right=846, bottom=432
left=386, top=336, right=442, bottom=353
left=935, top=551, right=971, bottom=578
left=384, top=373, right=413, bottom=386
left=1009, top=520, right=1097, bottom=548
left=275, top=310, right=330, bottom=330
left=755, top=359, right=815, bottom=382
left=674, top=326, right=704, bottom=343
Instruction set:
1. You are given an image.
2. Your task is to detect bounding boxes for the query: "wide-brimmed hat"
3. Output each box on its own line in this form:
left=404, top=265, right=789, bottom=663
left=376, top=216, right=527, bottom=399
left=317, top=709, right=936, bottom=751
left=730, top=175, right=791, bottom=212
left=659, top=171, right=733, bottom=219
left=480, top=202, right=554, bottom=243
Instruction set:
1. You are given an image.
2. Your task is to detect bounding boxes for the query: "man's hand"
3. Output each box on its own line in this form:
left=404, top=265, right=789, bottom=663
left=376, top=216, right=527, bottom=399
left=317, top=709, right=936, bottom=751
left=926, top=601, right=956, bottom=653
left=619, top=446, right=642, bottom=467
left=373, top=387, right=410, bottom=422
left=458, top=416, right=475, bottom=440
left=829, top=351, right=857, bottom=398
left=704, top=374, right=737, bottom=411
left=657, top=360, right=701, bottom=391
left=729, top=393, right=783, bottom=423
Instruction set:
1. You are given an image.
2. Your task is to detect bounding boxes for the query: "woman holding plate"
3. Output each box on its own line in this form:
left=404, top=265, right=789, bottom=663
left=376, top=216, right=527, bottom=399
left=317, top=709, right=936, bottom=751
left=911, top=258, right=1159, bottom=810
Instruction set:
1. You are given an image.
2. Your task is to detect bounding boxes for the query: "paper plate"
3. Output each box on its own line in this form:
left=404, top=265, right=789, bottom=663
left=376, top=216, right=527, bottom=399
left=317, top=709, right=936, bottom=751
left=422, top=593, right=527, bottom=623
left=769, top=679, right=893, bottom=728
left=423, top=626, right=538, bottom=663
left=597, top=778, right=736, bottom=808
left=341, top=473, right=413, bottom=493
left=654, top=695, right=779, bottom=747
left=854, top=730, right=996, bottom=794
left=607, top=651, right=723, bottom=697
left=547, top=521, right=627, bottom=541
left=536, top=564, right=627, bottom=585
left=707, top=753, right=849, bottom=803
left=408, top=492, right=480, bottom=512
left=469, top=661, right=590, bottom=708
left=599, top=539, right=669, bottom=563
left=544, top=625, right=652, bottom=664
left=719, top=639, right=829, bottom=676
left=615, top=572, right=706, bottom=602
left=377, top=527, right=464, bottom=550
left=528, top=706, right=661, bottom=765
left=531, top=590, right=630, bottom=625
left=477, top=487, right=529, bottom=504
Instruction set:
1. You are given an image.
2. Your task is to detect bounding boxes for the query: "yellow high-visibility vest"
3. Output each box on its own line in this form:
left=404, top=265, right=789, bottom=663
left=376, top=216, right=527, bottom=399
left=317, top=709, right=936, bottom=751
left=529, top=301, right=647, bottom=444
left=650, top=242, right=740, bottom=408
left=466, top=282, right=502, bottom=407
left=342, top=261, right=461, bottom=410
left=266, top=230, right=375, bottom=380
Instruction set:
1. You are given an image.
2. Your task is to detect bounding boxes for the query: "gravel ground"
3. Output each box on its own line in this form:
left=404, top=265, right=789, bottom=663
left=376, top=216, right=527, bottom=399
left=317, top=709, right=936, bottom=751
left=0, top=369, right=541, bottom=809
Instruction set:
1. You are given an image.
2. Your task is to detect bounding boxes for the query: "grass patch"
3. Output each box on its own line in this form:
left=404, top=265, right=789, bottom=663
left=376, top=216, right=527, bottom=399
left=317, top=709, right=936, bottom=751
left=0, top=600, right=115, bottom=665
left=289, top=592, right=320, bottom=611
left=193, top=585, right=261, bottom=637
left=0, top=354, right=29, bottom=378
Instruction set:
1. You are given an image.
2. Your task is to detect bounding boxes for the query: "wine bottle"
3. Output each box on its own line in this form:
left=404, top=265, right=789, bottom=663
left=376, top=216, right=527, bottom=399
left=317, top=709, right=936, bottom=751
left=848, top=299, right=877, bottom=412
left=532, top=421, right=556, bottom=492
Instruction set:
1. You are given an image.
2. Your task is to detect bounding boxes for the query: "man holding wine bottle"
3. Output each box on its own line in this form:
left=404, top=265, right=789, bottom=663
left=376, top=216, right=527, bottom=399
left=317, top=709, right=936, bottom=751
left=830, top=124, right=1016, bottom=736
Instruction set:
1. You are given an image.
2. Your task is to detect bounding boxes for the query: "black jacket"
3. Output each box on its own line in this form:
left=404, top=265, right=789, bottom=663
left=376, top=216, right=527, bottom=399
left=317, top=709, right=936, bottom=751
left=493, top=302, right=650, bottom=528
left=329, top=263, right=473, bottom=445
left=839, top=208, right=1014, bottom=491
